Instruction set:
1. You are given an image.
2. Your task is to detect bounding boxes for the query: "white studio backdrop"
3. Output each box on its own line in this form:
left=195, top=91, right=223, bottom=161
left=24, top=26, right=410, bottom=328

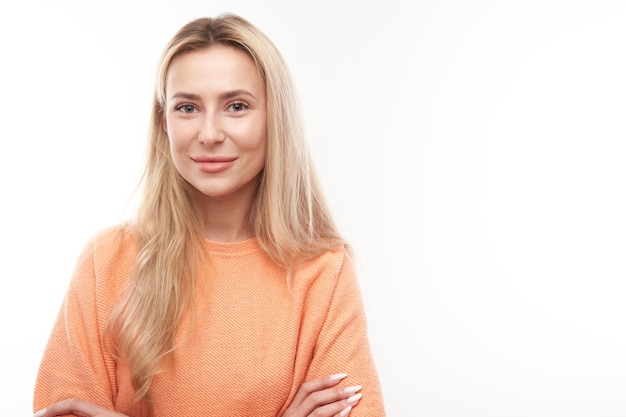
left=1, top=1, right=625, bottom=416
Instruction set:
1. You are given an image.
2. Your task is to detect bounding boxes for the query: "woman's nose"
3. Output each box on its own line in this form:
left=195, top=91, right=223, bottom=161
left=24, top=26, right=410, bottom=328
left=198, top=114, right=226, bottom=145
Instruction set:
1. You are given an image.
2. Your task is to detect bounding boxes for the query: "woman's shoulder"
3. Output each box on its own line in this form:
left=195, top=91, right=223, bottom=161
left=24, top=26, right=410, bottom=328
left=66, top=223, right=139, bottom=296
left=79, top=222, right=140, bottom=264
left=309, top=242, right=352, bottom=267
left=294, top=243, right=354, bottom=285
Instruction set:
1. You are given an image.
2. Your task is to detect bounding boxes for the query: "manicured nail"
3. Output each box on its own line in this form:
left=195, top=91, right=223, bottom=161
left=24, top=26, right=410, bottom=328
left=33, top=409, right=46, bottom=417
left=339, top=406, right=352, bottom=417
left=347, top=393, right=362, bottom=405
left=330, top=372, right=348, bottom=381
left=344, top=385, right=362, bottom=394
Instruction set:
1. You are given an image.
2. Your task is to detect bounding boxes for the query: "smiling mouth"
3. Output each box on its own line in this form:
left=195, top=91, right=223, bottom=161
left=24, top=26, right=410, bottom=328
left=191, top=157, right=237, bottom=173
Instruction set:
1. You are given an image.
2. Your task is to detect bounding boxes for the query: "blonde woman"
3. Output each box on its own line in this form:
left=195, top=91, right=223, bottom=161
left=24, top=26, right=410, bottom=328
left=33, top=13, right=386, bottom=417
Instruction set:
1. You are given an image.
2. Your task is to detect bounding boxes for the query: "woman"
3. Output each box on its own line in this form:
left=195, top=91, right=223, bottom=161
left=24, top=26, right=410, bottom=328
left=33, top=13, right=386, bottom=417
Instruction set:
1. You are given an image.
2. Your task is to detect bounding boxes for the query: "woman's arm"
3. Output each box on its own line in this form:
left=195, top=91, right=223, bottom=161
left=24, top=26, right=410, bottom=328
left=33, top=236, right=124, bottom=415
left=35, top=374, right=359, bottom=417
left=33, top=399, right=128, bottom=417
left=303, top=252, right=387, bottom=416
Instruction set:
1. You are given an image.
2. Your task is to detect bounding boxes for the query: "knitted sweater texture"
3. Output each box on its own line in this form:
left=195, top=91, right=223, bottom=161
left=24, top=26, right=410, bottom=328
left=34, top=226, right=386, bottom=416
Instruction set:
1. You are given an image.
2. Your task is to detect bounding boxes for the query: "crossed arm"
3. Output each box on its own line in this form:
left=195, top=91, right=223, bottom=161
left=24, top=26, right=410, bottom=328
left=33, top=373, right=363, bottom=417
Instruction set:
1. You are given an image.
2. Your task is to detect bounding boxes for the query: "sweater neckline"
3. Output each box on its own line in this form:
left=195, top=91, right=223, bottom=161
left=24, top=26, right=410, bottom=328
left=203, top=237, right=262, bottom=256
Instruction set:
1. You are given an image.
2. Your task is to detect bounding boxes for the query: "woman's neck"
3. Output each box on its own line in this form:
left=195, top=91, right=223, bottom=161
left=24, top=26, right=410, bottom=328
left=192, top=191, right=255, bottom=243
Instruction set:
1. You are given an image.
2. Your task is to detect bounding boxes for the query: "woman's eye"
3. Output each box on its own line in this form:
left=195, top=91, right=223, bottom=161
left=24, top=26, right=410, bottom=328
left=176, top=104, right=197, bottom=113
left=228, top=102, right=248, bottom=112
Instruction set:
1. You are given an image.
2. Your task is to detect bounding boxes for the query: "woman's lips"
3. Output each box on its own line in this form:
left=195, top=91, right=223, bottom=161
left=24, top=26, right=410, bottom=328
left=191, top=156, right=237, bottom=173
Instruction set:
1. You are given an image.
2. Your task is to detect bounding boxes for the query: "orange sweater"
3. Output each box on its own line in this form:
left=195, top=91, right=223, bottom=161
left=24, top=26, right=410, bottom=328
left=34, top=226, right=386, bottom=416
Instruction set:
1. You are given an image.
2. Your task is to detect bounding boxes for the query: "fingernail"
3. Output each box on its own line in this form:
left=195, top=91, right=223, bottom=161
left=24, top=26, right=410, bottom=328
left=33, top=409, right=46, bottom=417
left=330, top=372, right=348, bottom=381
left=339, top=406, right=352, bottom=417
left=344, top=385, right=362, bottom=394
left=347, top=393, right=362, bottom=405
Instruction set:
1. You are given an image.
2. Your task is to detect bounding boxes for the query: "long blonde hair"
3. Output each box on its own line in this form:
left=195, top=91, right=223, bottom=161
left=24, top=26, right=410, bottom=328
left=109, top=13, right=346, bottom=412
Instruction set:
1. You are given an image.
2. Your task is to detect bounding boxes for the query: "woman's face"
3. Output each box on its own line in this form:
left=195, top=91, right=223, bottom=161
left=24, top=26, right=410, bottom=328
left=163, top=45, right=267, bottom=207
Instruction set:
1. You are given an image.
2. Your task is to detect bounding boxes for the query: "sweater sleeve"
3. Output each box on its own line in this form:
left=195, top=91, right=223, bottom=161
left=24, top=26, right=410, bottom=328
left=306, top=252, right=387, bottom=416
left=33, top=236, right=118, bottom=415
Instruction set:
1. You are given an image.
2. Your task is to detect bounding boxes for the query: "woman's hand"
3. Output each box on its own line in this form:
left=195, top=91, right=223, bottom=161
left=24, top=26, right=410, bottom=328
left=33, top=399, right=128, bottom=417
left=282, top=373, right=362, bottom=417
left=33, top=374, right=362, bottom=417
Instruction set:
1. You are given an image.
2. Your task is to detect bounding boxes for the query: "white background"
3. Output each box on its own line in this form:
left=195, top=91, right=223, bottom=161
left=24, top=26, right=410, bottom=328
left=1, top=1, right=625, bottom=416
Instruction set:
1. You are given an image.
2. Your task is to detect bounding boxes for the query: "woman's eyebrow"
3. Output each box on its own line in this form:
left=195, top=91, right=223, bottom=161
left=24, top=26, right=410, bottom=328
left=218, top=89, right=256, bottom=100
left=170, top=90, right=257, bottom=101
left=171, top=92, right=201, bottom=100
